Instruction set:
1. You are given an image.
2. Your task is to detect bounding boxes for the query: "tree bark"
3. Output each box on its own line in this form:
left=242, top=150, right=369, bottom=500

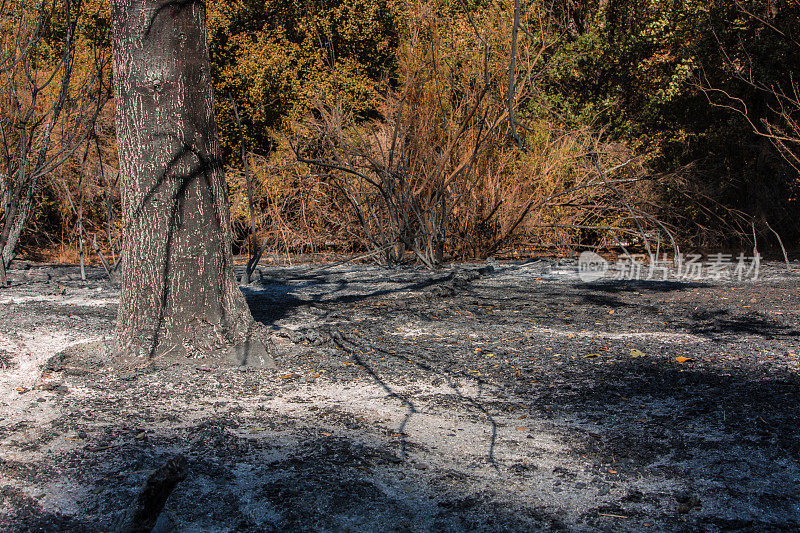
left=111, top=0, right=272, bottom=365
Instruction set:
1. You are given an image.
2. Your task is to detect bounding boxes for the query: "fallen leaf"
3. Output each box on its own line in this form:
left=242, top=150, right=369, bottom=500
left=583, top=353, right=601, bottom=358
left=675, top=356, right=694, bottom=364
left=608, top=469, right=618, bottom=474
left=608, top=309, right=615, bottom=314
left=134, top=432, right=146, bottom=439
left=516, top=426, right=527, bottom=431
left=630, top=349, right=646, bottom=358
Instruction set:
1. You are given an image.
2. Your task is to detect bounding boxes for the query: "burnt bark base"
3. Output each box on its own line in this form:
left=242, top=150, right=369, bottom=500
left=46, top=330, right=278, bottom=381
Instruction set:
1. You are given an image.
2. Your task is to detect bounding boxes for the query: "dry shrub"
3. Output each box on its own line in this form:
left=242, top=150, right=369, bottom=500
left=291, top=0, right=528, bottom=265
left=226, top=135, right=344, bottom=259
left=282, top=0, right=678, bottom=265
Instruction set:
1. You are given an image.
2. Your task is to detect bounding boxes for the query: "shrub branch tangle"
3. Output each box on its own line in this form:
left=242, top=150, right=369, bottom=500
left=291, top=0, right=685, bottom=265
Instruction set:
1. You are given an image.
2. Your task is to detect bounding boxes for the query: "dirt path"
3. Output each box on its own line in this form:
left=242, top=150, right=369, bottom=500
left=1, top=260, right=799, bottom=531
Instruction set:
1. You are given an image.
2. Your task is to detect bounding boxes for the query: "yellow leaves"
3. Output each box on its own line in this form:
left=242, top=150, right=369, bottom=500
left=630, top=349, right=646, bottom=358
left=675, top=356, right=694, bottom=364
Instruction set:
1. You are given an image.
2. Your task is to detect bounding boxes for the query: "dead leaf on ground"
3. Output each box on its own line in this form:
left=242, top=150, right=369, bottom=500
left=675, top=356, right=694, bottom=364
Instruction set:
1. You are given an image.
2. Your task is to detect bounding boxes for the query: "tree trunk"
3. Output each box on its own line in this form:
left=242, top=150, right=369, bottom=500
left=1, top=191, right=31, bottom=272
left=77, top=146, right=88, bottom=281
left=0, top=136, right=30, bottom=273
left=231, top=99, right=260, bottom=285
left=111, top=0, right=272, bottom=366
left=0, top=243, right=6, bottom=287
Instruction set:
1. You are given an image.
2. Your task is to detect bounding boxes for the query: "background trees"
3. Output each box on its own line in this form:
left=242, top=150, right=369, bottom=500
left=1, top=0, right=798, bottom=271
left=539, top=0, right=800, bottom=246
left=0, top=0, right=110, bottom=284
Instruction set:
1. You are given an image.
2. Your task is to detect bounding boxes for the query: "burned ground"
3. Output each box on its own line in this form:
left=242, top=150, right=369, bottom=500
left=1, top=260, right=799, bottom=531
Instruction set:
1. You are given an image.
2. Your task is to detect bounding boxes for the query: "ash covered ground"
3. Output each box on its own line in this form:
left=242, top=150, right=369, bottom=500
left=1, top=259, right=800, bottom=531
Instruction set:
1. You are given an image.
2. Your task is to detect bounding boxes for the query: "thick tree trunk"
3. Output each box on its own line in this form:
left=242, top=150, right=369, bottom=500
left=111, top=0, right=272, bottom=365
